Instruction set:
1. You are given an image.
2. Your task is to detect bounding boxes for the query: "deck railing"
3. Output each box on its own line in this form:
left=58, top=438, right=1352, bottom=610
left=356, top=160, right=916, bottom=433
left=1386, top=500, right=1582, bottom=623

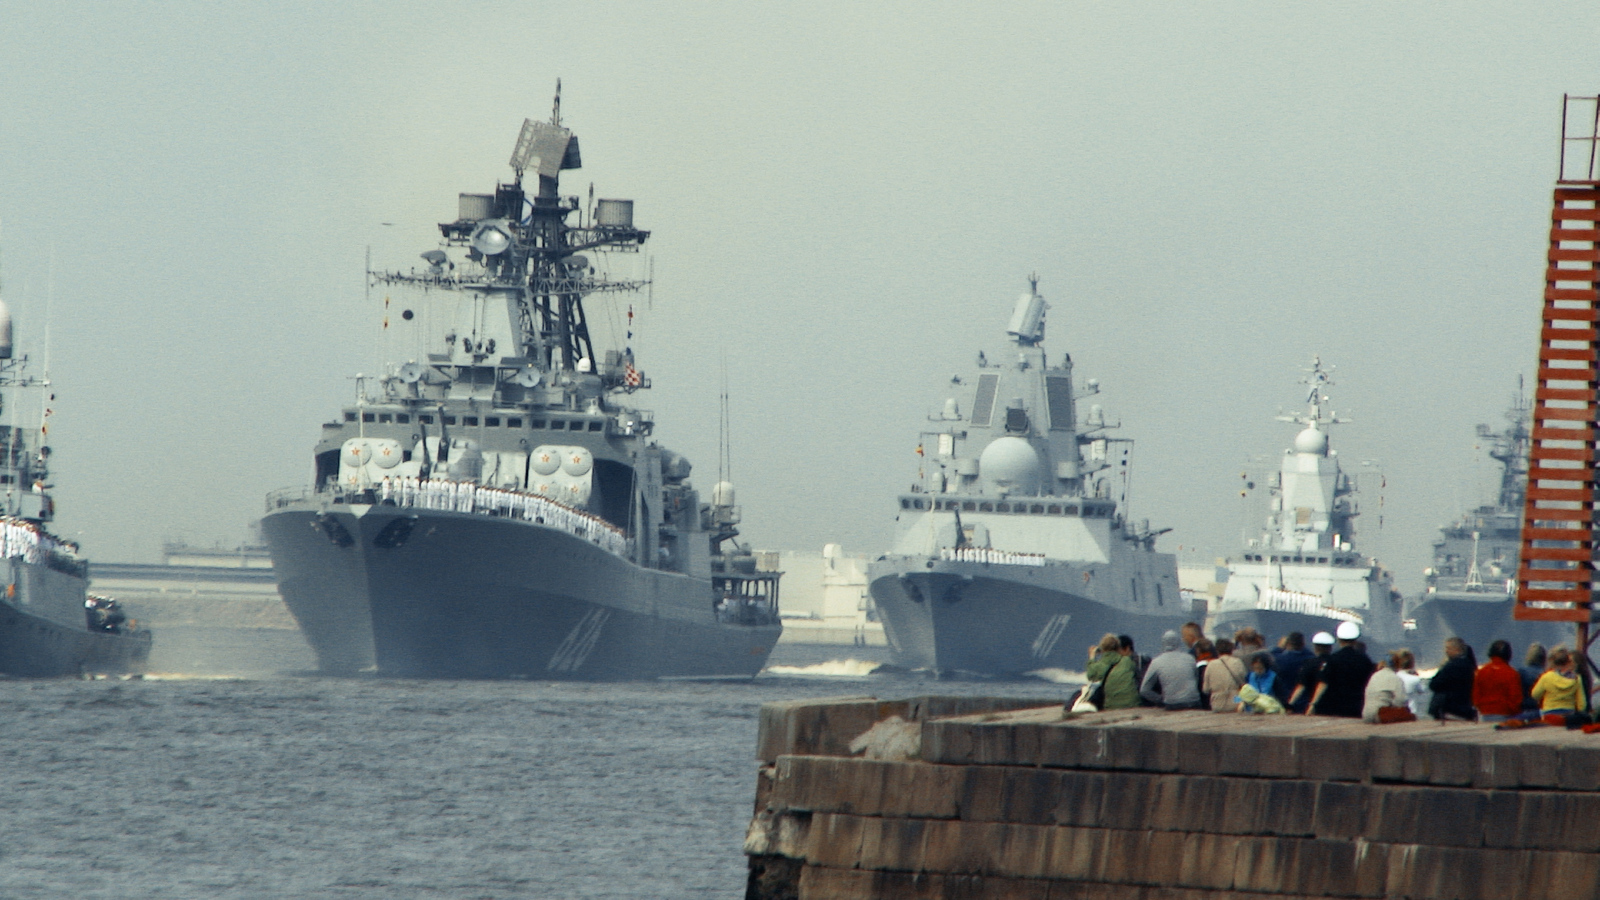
left=269, top=480, right=630, bottom=558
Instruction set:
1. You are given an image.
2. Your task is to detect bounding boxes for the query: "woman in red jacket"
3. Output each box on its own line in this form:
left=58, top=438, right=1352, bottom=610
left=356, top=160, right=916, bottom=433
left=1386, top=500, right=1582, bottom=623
left=1473, top=639, right=1525, bottom=723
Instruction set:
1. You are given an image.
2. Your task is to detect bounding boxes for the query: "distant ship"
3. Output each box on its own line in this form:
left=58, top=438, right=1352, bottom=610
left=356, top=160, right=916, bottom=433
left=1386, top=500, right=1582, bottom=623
left=0, top=289, right=150, bottom=676
left=867, top=279, right=1184, bottom=676
left=261, top=90, right=781, bottom=679
left=1406, top=385, right=1566, bottom=659
left=1212, top=359, right=1403, bottom=649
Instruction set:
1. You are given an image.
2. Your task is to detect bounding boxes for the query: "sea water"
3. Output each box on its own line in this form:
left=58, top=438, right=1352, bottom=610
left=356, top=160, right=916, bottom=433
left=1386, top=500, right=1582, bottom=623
left=0, top=641, right=1067, bottom=899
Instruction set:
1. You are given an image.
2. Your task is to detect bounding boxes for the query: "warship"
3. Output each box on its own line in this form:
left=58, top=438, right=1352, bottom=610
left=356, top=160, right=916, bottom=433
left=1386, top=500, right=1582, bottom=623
left=866, top=279, right=1185, bottom=676
left=1211, top=359, right=1404, bottom=650
left=0, top=285, right=150, bottom=676
left=261, top=91, right=781, bottom=679
left=1405, top=385, right=1566, bottom=659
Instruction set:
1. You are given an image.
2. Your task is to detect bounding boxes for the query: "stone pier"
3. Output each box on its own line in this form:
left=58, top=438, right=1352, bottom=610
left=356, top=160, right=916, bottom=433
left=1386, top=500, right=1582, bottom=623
left=744, top=696, right=1600, bottom=899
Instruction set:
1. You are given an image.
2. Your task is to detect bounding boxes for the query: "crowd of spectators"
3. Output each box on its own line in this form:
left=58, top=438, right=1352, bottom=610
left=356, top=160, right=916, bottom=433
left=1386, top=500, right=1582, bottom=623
left=1082, top=620, right=1595, bottom=726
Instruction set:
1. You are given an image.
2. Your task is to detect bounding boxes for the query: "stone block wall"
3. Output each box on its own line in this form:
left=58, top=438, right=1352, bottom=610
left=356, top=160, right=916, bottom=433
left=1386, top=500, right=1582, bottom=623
left=745, top=697, right=1600, bottom=900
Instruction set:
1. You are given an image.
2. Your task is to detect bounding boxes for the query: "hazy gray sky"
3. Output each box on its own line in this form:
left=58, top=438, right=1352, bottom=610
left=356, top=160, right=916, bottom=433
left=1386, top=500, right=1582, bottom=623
left=1, top=3, right=1597, bottom=594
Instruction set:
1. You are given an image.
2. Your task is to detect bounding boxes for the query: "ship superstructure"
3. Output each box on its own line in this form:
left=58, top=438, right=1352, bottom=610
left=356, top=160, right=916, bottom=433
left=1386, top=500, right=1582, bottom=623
left=866, top=279, right=1184, bottom=676
left=261, top=91, right=781, bottom=678
left=1407, top=385, right=1565, bottom=658
left=0, top=275, right=150, bottom=675
left=1213, top=359, right=1402, bottom=648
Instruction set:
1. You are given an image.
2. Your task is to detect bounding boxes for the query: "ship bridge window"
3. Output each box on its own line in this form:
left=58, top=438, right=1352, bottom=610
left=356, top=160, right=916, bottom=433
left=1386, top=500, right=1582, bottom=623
left=529, top=419, right=545, bottom=429
left=962, top=502, right=976, bottom=512
left=1047, top=504, right=1061, bottom=515
left=378, top=413, right=393, bottom=424
left=900, top=499, right=911, bottom=509
left=1030, top=504, right=1044, bottom=514
left=914, top=499, right=927, bottom=510
left=508, top=418, right=522, bottom=428
left=588, top=421, right=604, bottom=432
left=445, top=416, right=458, bottom=426
left=464, top=416, right=479, bottom=427
left=420, top=414, right=434, bottom=425
left=549, top=420, right=565, bottom=430
left=362, top=413, right=375, bottom=423
left=396, top=414, right=411, bottom=424
left=344, top=412, right=357, bottom=422
left=996, top=502, right=1011, bottom=513
left=979, top=502, right=994, bottom=512
left=486, top=417, right=501, bottom=427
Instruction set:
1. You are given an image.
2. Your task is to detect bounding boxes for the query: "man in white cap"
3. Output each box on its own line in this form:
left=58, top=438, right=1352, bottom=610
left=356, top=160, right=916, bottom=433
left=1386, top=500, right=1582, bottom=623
left=1307, top=621, right=1374, bottom=718
left=1286, top=631, right=1334, bottom=713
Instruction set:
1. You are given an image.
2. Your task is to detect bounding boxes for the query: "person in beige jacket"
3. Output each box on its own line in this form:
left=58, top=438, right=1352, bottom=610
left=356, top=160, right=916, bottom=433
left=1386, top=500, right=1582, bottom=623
left=1203, top=637, right=1248, bottom=712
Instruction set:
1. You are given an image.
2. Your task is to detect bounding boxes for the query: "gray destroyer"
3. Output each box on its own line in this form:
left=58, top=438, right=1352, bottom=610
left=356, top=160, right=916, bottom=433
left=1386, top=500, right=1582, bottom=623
left=0, top=293, right=150, bottom=676
left=1212, top=359, right=1404, bottom=649
left=1406, top=386, right=1565, bottom=659
left=867, top=280, right=1184, bottom=676
left=262, top=96, right=781, bottom=679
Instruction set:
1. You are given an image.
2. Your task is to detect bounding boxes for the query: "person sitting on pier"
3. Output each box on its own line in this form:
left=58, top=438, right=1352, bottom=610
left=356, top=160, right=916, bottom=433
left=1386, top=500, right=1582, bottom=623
left=1140, top=631, right=1203, bottom=710
left=1202, top=639, right=1246, bottom=713
left=1472, top=640, right=1524, bottom=724
left=1519, top=643, right=1548, bottom=713
left=1118, top=634, right=1149, bottom=690
left=1287, top=631, right=1334, bottom=713
left=1362, top=650, right=1413, bottom=723
left=1236, top=652, right=1278, bottom=713
left=1231, top=627, right=1268, bottom=663
left=1272, top=633, right=1313, bottom=703
left=1531, top=647, right=1588, bottom=718
left=1085, top=634, right=1139, bottom=710
left=1181, top=621, right=1203, bottom=656
left=1307, top=622, right=1371, bottom=718
left=1429, top=637, right=1478, bottom=722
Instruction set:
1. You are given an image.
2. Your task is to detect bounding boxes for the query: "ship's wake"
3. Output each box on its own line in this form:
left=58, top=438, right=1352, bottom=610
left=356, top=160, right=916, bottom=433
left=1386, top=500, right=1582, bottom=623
left=1023, top=667, right=1087, bottom=684
left=763, top=659, right=884, bottom=677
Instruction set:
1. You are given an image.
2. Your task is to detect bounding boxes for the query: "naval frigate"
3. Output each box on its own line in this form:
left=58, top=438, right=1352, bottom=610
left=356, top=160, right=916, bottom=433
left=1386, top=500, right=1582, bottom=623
left=0, top=287, right=150, bottom=676
left=1405, top=385, right=1566, bottom=659
left=261, top=92, right=781, bottom=679
left=867, top=279, right=1185, bottom=676
left=1211, top=359, right=1404, bottom=650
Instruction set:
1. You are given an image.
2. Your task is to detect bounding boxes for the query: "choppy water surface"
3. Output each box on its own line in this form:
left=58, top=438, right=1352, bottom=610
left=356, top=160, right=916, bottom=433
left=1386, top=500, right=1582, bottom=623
left=1, top=648, right=1065, bottom=899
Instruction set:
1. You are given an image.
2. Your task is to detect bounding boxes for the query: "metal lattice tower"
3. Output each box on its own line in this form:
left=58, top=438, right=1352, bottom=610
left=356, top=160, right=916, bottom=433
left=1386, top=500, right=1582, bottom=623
left=1514, top=95, right=1600, bottom=666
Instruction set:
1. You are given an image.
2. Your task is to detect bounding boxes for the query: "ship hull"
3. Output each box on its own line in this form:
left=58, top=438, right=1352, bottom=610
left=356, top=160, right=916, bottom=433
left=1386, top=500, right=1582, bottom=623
left=1406, top=594, right=1572, bottom=664
left=868, top=556, right=1188, bottom=676
left=0, top=564, right=152, bottom=677
left=261, top=502, right=781, bottom=679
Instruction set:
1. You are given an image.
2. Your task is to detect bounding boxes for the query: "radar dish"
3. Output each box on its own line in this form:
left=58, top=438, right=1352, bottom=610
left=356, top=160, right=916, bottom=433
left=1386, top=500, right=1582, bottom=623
left=511, top=368, right=542, bottom=388
left=399, top=363, right=426, bottom=384
left=470, top=220, right=513, bottom=256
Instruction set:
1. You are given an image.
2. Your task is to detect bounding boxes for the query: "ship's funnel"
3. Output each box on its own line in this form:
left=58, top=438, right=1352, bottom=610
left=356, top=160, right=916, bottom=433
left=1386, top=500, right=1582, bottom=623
left=0, top=298, right=12, bottom=360
left=1006, top=289, right=1048, bottom=345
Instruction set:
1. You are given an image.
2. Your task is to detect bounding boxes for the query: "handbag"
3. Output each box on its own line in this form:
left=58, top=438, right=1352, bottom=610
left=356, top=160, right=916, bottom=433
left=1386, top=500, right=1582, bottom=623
left=1071, top=680, right=1104, bottom=713
left=1377, top=706, right=1416, bottom=724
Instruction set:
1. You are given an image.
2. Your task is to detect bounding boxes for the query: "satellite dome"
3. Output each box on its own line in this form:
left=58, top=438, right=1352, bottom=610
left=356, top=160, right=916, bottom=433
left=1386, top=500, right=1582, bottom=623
left=978, top=437, right=1043, bottom=495
left=1293, top=426, right=1328, bottom=455
left=561, top=446, right=593, bottom=477
left=341, top=439, right=372, bottom=469
left=531, top=446, right=561, bottom=476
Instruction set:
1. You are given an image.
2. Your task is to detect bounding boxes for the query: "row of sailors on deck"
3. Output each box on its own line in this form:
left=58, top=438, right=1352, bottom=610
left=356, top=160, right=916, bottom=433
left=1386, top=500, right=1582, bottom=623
left=375, top=477, right=627, bottom=557
left=0, top=517, right=69, bottom=566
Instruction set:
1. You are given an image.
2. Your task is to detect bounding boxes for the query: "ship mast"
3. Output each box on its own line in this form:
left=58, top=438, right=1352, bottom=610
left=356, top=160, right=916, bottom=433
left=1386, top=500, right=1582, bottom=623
left=376, top=83, right=651, bottom=392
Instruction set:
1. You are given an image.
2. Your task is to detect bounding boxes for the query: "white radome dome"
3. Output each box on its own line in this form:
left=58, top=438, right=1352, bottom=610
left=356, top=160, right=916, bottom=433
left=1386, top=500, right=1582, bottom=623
left=978, top=437, right=1043, bottom=494
left=1294, top=426, right=1328, bottom=455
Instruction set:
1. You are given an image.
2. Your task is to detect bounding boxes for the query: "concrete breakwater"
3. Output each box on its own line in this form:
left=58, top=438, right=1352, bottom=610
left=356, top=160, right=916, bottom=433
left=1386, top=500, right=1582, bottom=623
left=744, top=696, right=1600, bottom=899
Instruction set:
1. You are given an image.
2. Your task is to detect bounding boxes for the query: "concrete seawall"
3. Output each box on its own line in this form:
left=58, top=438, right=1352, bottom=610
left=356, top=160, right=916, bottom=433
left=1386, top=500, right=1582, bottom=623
left=744, top=697, right=1600, bottom=899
